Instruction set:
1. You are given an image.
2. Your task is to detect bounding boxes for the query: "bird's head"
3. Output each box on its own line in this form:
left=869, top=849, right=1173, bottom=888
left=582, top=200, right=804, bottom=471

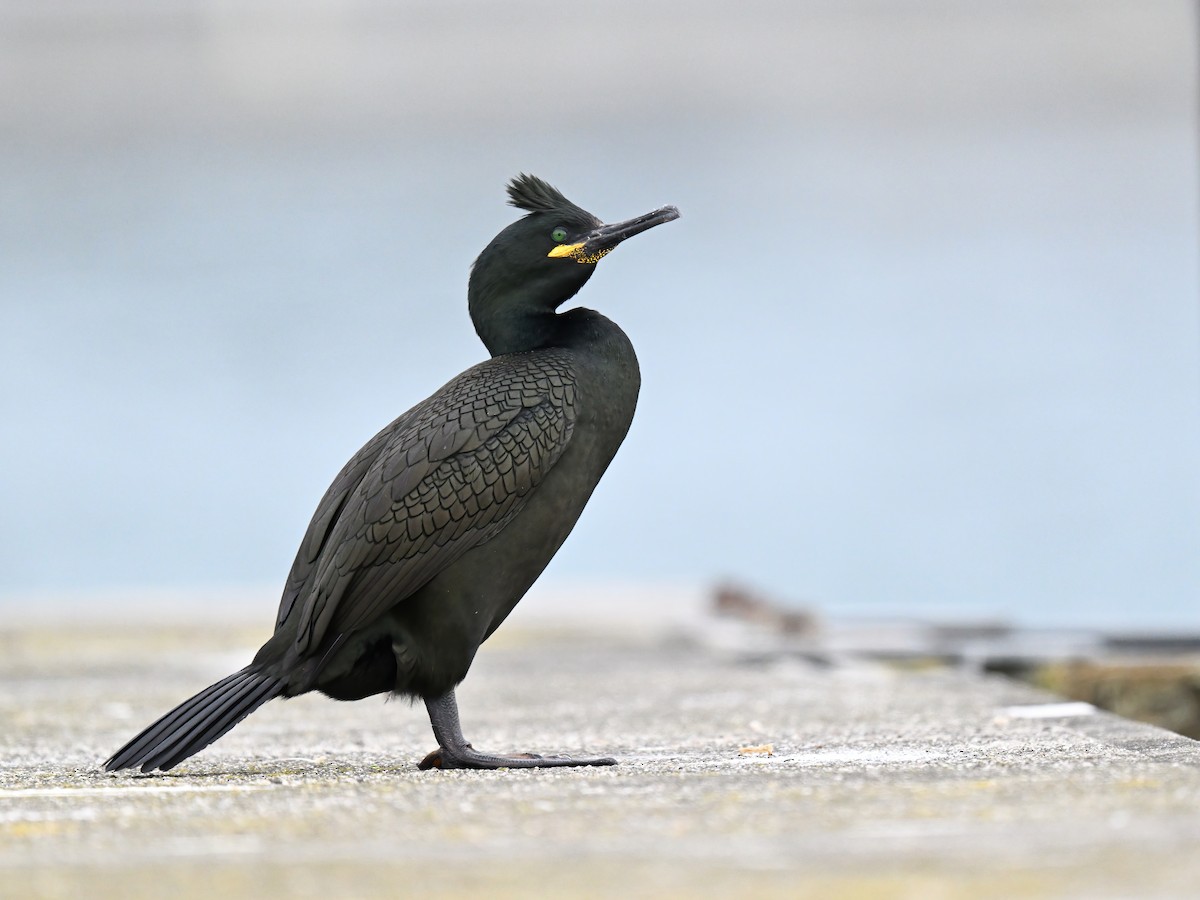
left=468, top=174, right=679, bottom=355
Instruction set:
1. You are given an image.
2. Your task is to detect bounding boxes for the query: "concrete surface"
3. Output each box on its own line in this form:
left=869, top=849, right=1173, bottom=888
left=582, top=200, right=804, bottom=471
left=3, top=620, right=1200, bottom=899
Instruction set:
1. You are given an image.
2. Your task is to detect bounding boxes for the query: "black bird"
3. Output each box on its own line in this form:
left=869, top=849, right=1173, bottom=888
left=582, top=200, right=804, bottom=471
left=105, top=175, right=679, bottom=773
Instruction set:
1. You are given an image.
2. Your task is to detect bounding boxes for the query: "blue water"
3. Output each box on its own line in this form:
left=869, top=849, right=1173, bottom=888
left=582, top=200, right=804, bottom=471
left=2, top=4, right=1198, bottom=628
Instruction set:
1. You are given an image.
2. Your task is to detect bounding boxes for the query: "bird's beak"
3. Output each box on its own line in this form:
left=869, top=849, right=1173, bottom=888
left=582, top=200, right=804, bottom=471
left=548, top=205, right=681, bottom=263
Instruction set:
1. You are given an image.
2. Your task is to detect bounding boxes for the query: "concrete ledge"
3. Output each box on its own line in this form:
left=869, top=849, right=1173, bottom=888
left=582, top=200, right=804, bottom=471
left=3, top=622, right=1200, bottom=899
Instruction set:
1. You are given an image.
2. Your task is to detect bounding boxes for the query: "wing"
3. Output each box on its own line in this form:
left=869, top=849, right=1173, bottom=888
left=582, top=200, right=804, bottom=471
left=276, top=349, right=578, bottom=657
left=274, top=424, right=395, bottom=630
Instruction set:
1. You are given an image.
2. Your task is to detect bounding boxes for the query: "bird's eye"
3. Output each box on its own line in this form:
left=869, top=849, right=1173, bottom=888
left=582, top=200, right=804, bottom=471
left=551, top=227, right=568, bottom=243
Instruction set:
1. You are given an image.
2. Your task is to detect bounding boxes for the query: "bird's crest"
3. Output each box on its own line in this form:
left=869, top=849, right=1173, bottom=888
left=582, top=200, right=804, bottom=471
left=506, top=174, right=590, bottom=220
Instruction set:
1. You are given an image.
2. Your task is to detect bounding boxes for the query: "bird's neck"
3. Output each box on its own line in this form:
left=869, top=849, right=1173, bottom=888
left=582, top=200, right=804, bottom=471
left=471, top=306, right=561, bottom=358
left=469, top=260, right=596, bottom=356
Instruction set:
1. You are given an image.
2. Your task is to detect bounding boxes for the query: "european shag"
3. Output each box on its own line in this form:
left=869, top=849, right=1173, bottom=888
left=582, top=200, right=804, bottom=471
left=104, top=175, right=679, bottom=773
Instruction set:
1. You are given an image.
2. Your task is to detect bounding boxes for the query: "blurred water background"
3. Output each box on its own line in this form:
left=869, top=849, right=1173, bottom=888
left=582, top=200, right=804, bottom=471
left=1, top=1, right=1197, bottom=628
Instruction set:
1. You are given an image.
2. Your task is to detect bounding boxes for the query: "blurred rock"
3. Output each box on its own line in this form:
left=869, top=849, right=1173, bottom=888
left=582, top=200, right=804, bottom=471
left=1032, top=660, right=1200, bottom=740
left=711, top=583, right=819, bottom=637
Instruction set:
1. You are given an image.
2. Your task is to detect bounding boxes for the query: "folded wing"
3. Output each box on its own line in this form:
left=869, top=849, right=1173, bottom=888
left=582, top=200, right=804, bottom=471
left=274, top=350, right=578, bottom=658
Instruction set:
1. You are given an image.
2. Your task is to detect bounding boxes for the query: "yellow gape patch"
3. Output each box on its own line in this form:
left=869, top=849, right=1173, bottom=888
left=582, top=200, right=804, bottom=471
left=547, top=243, right=613, bottom=264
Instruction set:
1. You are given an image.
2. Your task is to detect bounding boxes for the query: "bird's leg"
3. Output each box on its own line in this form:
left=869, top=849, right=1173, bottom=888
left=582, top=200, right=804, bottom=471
left=417, top=690, right=617, bottom=770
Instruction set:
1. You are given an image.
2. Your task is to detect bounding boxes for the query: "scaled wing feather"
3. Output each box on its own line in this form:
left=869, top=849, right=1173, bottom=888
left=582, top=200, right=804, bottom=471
left=279, top=351, right=578, bottom=655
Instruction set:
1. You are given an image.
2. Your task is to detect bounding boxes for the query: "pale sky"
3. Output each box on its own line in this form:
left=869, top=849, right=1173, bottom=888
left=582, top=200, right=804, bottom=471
left=2, top=1, right=1197, bottom=627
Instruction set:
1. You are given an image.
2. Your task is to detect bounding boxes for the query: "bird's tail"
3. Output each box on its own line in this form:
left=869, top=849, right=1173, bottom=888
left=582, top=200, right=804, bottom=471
left=104, top=666, right=284, bottom=773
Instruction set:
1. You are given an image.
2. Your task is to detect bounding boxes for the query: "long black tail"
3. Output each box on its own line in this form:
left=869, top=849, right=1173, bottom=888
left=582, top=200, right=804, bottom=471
left=104, top=666, right=284, bottom=773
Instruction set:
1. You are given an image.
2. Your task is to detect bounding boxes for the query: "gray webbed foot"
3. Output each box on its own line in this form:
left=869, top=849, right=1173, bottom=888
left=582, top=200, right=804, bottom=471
left=419, top=692, right=616, bottom=771
left=418, top=744, right=615, bottom=770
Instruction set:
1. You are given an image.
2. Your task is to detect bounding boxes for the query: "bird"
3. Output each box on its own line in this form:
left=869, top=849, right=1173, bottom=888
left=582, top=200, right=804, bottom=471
left=104, top=174, right=680, bottom=773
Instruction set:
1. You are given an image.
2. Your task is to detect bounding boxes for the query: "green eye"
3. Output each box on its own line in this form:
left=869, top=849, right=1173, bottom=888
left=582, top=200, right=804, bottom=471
left=551, top=227, right=568, bottom=243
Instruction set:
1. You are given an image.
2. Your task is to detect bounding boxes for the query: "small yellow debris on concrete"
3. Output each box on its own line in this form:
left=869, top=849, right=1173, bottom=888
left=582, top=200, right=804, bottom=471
left=738, top=743, right=775, bottom=756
